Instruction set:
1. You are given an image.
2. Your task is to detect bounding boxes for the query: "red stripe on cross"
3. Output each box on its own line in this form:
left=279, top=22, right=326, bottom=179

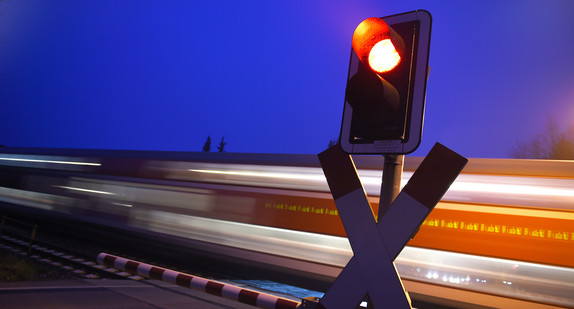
left=318, top=145, right=363, bottom=199
left=403, top=143, right=468, bottom=209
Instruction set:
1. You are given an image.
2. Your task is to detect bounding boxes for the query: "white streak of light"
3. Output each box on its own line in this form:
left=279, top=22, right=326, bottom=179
left=55, top=185, right=116, bottom=195
left=450, top=182, right=574, bottom=198
left=188, top=169, right=326, bottom=182
left=0, top=157, right=101, bottom=166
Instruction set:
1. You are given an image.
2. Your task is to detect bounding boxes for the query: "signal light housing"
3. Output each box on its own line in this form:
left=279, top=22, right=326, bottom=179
left=340, top=10, right=432, bottom=155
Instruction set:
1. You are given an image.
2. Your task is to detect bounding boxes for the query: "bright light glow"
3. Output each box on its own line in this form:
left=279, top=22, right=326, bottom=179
left=188, top=169, right=326, bottom=182
left=185, top=165, right=574, bottom=209
left=450, top=181, right=574, bottom=199
left=113, top=202, right=133, bottom=208
left=55, top=185, right=116, bottom=195
left=368, top=39, right=401, bottom=73
left=0, top=157, right=101, bottom=166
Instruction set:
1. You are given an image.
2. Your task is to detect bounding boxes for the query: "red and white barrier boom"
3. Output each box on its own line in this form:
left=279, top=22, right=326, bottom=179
left=317, top=143, right=467, bottom=308
left=97, top=253, right=300, bottom=309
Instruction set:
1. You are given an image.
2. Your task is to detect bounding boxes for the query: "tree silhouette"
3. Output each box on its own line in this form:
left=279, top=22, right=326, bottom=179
left=328, top=139, right=338, bottom=149
left=510, top=116, right=574, bottom=160
left=217, top=136, right=227, bottom=152
left=202, top=136, right=211, bottom=152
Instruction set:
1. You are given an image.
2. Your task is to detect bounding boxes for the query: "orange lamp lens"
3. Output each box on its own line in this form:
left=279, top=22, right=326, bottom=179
left=352, top=17, right=402, bottom=73
left=368, top=39, right=401, bottom=73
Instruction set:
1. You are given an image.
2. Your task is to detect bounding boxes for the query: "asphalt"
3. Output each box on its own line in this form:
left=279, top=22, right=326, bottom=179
left=0, top=279, right=259, bottom=308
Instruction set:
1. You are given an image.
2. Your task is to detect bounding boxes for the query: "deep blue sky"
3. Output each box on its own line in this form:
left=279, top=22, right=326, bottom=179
left=1, top=0, right=574, bottom=158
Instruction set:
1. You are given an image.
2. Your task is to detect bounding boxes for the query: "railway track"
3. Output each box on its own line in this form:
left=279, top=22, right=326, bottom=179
left=0, top=214, right=323, bottom=307
left=0, top=229, right=143, bottom=281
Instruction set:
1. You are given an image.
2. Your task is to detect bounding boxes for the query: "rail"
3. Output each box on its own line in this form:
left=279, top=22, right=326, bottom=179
left=0, top=215, right=38, bottom=256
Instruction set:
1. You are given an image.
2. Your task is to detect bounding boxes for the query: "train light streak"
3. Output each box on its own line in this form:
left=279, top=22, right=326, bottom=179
left=187, top=166, right=574, bottom=205
left=112, top=202, right=133, bottom=208
left=188, top=168, right=326, bottom=182
left=450, top=181, right=574, bottom=198
left=54, top=185, right=117, bottom=195
left=0, top=156, right=101, bottom=166
left=436, top=203, right=574, bottom=220
left=0, top=186, right=79, bottom=210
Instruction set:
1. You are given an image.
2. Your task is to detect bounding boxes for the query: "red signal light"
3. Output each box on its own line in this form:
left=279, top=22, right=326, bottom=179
left=351, top=17, right=404, bottom=73
left=369, top=39, right=401, bottom=73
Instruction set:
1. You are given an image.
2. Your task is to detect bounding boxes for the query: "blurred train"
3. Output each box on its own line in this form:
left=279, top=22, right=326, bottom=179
left=0, top=147, right=573, bottom=308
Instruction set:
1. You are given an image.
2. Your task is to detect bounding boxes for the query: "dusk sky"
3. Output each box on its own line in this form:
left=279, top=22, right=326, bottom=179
left=1, top=0, right=574, bottom=158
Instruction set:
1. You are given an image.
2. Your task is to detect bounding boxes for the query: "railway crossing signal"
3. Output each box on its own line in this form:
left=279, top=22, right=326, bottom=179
left=317, top=143, right=467, bottom=308
left=340, top=10, right=432, bottom=155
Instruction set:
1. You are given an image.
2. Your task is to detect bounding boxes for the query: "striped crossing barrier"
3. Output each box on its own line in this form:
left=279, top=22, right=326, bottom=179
left=97, top=253, right=300, bottom=309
